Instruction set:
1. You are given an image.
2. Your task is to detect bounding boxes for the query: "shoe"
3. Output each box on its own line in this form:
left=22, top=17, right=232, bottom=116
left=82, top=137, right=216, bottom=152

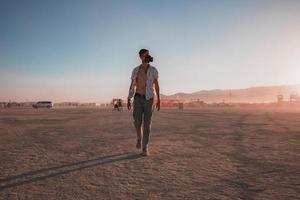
left=140, top=148, right=149, bottom=156
left=136, top=139, right=141, bottom=149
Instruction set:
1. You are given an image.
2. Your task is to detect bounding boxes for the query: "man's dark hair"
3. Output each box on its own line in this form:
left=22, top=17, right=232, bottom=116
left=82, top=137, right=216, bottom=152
left=139, top=49, right=149, bottom=57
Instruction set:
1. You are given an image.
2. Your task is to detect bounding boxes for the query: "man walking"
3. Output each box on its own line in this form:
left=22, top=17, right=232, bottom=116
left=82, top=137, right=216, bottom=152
left=127, top=49, right=160, bottom=156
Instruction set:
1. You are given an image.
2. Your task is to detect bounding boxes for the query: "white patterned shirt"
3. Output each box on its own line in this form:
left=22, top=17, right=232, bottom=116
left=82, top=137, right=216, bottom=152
left=128, top=64, right=159, bottom=100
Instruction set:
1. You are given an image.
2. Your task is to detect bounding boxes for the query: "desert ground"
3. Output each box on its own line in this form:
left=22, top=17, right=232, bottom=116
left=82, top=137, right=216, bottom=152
left=0, top=107, right=299, bottom=200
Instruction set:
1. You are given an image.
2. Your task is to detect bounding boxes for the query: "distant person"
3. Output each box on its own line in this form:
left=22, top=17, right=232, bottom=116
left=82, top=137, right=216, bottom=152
left=127, top=49, right=160, bottom=156
left=117, top=99, right=122, bottom=111
left=114, top=101, right=118, bottom=111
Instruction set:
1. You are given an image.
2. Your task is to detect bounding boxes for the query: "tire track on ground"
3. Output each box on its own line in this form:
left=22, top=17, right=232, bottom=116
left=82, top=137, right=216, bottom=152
left=220, top=113, right=271, bottom=199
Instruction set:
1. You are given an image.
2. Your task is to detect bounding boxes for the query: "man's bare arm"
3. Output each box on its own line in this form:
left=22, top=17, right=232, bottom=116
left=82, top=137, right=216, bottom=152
left=154, top=78, right=160, bottom=111
left=127, top=79, right=135, bottom=100
left=154, top=79, right=160, bottom=100
left=127, top=79, right=134, bottom=110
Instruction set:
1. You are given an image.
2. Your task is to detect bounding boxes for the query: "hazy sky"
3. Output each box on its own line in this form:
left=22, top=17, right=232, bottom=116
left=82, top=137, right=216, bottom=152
left=1, top=0, right=300, bottom=102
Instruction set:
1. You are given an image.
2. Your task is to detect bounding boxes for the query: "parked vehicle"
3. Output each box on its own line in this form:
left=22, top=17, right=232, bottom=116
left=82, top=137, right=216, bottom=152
left=32, top=101, right=52, bottom=108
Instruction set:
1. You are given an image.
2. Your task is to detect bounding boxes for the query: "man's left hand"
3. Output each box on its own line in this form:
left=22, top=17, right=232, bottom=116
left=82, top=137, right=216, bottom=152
left=156, top=99, right=160, bottom=111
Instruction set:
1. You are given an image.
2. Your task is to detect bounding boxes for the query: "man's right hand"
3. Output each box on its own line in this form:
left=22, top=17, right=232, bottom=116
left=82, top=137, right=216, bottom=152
left=127, top=99, right=131, bottom=110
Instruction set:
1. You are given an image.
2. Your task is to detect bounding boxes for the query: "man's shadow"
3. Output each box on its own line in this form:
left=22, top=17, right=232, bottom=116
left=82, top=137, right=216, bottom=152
left=0, top=152, right=142, bottom=191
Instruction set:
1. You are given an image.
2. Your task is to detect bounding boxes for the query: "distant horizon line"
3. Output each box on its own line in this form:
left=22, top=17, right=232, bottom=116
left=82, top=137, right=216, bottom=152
left=1, top=83, right=300, bottom=103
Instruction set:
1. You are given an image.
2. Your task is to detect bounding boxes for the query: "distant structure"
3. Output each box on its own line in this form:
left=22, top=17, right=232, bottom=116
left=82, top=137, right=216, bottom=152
left=184, top=99, right=206, bottom=107
left=54, top=102, right=79, bottom=107
left=0, top=102, right=7, bottom=108
left=275, top=93, right=300, bottom=107
left=228, top=90, right=232, bottom=103
left=160, top=99, right=181, bottom=107
left=178, top=102, right=184, bottom=110
left=53, top=102, right=96, bottom=108
left=290, top=93, right=299, bottom=102
left=7, top=101, right=21, bottom=108
left=277, top=94, right=284, bottom=104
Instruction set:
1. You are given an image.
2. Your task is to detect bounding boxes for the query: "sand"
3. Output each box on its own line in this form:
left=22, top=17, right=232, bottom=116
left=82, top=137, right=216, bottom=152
left=0, top=107, right=299, bottom=199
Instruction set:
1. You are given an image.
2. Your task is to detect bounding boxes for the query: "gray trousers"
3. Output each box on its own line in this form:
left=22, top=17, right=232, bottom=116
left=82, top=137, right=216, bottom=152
left=133, top=95, right=154, bottom=149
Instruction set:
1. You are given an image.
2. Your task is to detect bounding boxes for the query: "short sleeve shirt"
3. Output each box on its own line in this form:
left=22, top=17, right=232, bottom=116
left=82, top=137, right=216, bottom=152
left=128, top=64, right=159, bottom=100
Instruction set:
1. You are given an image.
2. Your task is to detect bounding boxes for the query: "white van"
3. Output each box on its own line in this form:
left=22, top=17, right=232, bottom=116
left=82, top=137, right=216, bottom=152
left=32, top=101, right=53, bottom=108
